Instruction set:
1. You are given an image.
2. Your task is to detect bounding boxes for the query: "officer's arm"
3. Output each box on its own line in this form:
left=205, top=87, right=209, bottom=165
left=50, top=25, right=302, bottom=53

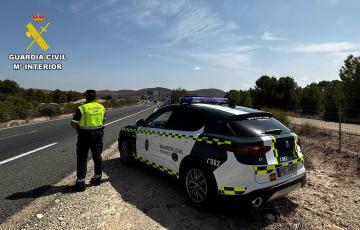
left=71, top=108, right=82, bottom=129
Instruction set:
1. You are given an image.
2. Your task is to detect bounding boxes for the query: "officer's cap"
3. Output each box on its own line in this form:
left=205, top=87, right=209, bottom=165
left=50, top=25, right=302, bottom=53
left=85, top=89, right=96, bottom=101
left=85, top=89, right=96, bottom=96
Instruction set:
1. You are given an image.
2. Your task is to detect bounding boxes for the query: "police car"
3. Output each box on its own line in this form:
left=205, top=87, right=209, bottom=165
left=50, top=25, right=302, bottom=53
left=118, top=97, right=306, bottom=208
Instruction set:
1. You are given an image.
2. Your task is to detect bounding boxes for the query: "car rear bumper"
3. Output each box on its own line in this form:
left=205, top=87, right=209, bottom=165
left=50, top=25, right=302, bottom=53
left=252, top=173, right=306, bottom=202
left=219, top=174, right=306, bottom=207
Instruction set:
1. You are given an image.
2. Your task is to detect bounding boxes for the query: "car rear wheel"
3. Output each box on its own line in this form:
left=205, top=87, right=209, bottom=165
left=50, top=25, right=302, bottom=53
left=119, top=140, right=133, bottom=165
left=184, top=165, right=216, bottom=208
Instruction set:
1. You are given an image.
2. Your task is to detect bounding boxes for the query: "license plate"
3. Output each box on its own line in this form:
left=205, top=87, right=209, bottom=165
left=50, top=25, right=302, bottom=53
left=277, top=164, right=297, bottom=177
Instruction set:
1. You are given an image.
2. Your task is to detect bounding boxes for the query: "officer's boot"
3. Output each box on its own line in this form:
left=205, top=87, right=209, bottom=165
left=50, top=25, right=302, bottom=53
left=90, top=175, right=101, bottom=186
left=70, top=179, right=85, bottom=192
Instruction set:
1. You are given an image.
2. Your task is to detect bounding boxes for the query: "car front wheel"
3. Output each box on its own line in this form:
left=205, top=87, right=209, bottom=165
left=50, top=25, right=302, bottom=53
left=119, top=140, right=133, bottom=165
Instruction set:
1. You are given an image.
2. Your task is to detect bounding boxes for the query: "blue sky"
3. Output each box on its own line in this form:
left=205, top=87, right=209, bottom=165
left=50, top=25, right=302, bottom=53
left=0, top=0, right=359, bottom=91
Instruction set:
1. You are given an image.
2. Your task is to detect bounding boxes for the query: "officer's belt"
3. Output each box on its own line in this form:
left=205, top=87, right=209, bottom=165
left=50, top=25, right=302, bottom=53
left=79, top=125, right=103, bottom=130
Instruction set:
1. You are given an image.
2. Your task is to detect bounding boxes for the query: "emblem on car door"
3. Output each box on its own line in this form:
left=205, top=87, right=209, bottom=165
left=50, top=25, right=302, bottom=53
left=145, top=139, right=149, bottom=151
left=285, top=140, right=289, bottom=149
left=172, top=153, right=178, bottom=161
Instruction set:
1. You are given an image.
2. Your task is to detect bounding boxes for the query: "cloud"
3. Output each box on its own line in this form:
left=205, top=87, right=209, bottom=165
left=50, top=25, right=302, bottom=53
left=193, top=66, right=202, bottom=70
left=290, top=42, right=360, bottom=53
left=90, top=0, right=251, bottom=47
left=261, top=32, right=288, bottom=41
left=66, top=0, right=256, bottom=72
left=97, top=0, right=187, bottom=27
left=189, top=46, right=259, bottom=72
left=166, top=5, right=242, bottom=46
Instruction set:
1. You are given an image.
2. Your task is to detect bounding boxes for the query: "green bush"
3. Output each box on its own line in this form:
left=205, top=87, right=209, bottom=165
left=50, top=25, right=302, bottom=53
left=63, top=103, right=81, bottom=114
left=38, top=104, right=61, bottom=117
left=264, top=108, right=290, bottom=126
left=4, top=96, right=33, bottom=119
left=0, top=102, right=12, bottom=122
left=297, top=123, right=316, bottom=136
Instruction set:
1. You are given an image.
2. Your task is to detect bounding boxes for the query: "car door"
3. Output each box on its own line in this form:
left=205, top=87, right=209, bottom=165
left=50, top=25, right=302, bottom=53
left=136, top=108, right=174, bottom=165
left=154, top=108, right=206, bottom=172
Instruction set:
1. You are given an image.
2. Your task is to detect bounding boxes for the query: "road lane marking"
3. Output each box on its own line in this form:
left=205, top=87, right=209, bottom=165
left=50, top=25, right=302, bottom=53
left=0, top=105, right=153, bottom=165
left=0, top=142, right=58, bottom=166
left=104, top=106, right=156, bottom=127
left=0, top=130, right=38, bottom=140
left=0, top=104, right=145, bottom=131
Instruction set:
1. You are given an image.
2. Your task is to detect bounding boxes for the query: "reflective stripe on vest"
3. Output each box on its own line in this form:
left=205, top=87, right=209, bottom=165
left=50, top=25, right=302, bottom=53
left=78, top=102, right=105, bottom=129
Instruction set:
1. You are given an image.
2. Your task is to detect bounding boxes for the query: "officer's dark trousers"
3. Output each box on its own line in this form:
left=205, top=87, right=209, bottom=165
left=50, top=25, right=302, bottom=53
left=76, top=128, right=104, bottom=180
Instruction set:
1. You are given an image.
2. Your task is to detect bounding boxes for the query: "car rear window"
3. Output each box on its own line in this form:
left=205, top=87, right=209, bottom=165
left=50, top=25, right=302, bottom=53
left=228, top=117, right=291, bottom=137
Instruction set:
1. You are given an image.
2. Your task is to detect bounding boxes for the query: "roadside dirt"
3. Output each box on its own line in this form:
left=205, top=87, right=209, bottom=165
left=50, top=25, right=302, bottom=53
left=1, top=139, right=359, bottom=230
left=289, top=116, right=360, bottom=136
left=0, top=114, right=73, bottom=128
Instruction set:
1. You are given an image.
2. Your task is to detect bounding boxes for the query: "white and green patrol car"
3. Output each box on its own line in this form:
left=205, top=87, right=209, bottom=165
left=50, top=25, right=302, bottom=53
left=118, top=97, right=306, bottom=208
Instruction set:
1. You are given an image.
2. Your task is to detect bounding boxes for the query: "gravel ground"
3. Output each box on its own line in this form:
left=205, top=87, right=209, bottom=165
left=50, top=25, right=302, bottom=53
left=289, top=116, right=360, bottom=135
left=1, top=139, right=359, bottom=230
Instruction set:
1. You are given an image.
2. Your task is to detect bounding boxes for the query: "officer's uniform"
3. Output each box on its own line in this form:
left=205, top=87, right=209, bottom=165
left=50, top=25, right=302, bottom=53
left=72, top=101, right=106, bottom=183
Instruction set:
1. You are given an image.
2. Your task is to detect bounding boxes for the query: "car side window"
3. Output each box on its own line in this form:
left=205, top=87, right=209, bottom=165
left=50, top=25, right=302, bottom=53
left=167, top=109, right=205, bottom=131
left=146, top=110, right=173, bottom=129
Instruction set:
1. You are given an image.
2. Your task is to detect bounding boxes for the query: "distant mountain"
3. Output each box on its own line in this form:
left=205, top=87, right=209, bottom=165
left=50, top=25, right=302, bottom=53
left=189, top=88, right=226, bottom=98
left=97, top=87, right=172, bottom=98
left=97, top=88, right=226, bottom=98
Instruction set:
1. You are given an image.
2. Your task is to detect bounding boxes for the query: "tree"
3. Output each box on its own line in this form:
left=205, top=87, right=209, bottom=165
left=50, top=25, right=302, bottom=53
left=251, top=75, right=298, bottom=109
left=238, top=90, right=252, bottom=107
left=0, top=79, right=20, bottom=94
left=35, top=90, right=50, bottom=103
left=273, top=76, right=298, bottom=110
left=339, top=55, right=360, bottom=115
left=6, top=96, right=33, bottom=119
left=225, top=90, right=252, bottom=107
left=323, top=80, right=344, bottom=121
left=225, top=90, right=240, bottom=106
left=51, top=89, right=67, bottom=103
left=67, top=90, right=82, bottom=102
left=103, top=95, right=113, bottom=100
left=171, top=88, right=187, bottom=104
left=23, top=88, right=37, bottom=101
left=251, top=75, right=277, bottom=108
left=300, top=83, right=322, bottom=114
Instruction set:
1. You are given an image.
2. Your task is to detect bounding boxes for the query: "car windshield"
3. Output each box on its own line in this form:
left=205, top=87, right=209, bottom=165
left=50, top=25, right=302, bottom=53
left=228, top=117, right=291, bottom=137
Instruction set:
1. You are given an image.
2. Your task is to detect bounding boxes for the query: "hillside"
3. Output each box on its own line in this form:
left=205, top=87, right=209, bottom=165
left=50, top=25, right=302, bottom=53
left=97, top=88, right=226, bottom=98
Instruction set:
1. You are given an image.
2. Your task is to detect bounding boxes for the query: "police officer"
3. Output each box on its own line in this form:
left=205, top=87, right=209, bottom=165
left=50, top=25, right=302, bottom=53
left=70, top=90, right=106, bottom=191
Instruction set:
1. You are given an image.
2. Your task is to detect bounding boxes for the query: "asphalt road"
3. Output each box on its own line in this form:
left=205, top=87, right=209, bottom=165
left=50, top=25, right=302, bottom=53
left=0, top=103, right=156, bottom=223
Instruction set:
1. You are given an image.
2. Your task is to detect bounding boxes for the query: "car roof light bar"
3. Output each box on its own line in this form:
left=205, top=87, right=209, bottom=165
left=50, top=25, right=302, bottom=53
left=179, top=96, right=229, bottom=104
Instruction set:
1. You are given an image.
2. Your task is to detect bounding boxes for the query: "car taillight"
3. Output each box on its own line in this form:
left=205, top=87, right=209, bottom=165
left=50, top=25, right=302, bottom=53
left=223, top=145, right=271, bottom=157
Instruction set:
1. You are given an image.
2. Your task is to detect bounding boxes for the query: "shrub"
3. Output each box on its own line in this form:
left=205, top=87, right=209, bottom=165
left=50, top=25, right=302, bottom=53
left=297, top=123, right=316, bottom=136
left=6, top=96, right=33, bottom=119
left=63, top=103, right=81, bottom=114
left=0, top=102, right=12, bottom=122
left=38, top=104, right=61, bottom=117
left=264, top=108, right=290, bottom=126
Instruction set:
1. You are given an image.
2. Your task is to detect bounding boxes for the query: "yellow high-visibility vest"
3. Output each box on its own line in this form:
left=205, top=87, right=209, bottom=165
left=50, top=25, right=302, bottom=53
left=78, top=102, right=105, bottom=129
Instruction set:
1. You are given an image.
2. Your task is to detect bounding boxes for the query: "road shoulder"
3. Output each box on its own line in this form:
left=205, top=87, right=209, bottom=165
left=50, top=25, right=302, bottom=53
left=2, top=140, right=359, bottom=229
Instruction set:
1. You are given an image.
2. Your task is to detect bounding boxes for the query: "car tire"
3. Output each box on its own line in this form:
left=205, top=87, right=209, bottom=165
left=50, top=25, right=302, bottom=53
left=183, top=164, right=217, bottom=209
left=119, top=140, right=133, bottom=166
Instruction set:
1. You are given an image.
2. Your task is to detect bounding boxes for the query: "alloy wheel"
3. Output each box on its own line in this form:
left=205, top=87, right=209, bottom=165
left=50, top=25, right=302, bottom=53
left=185, top=168, right=208, bottom=203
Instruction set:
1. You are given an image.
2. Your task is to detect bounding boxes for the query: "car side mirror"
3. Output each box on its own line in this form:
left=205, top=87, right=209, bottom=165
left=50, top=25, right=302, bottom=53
left=136, top=119, right=146, bottom=127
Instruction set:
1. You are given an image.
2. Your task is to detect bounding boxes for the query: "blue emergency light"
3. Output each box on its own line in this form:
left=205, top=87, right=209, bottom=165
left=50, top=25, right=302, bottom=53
left=179, top=96, right=229, bottom=104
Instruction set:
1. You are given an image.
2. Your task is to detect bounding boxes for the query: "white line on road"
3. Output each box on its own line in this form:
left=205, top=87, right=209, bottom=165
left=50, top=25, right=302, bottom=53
left=0, top=130, right=38, bottom=140
left=104, top=106, right=156, bottom=126
left=0, top=104, right=143, bottom=131
left=0, top=142, right=58, bottom=166
left=0, top=105, right=154, bottom=166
